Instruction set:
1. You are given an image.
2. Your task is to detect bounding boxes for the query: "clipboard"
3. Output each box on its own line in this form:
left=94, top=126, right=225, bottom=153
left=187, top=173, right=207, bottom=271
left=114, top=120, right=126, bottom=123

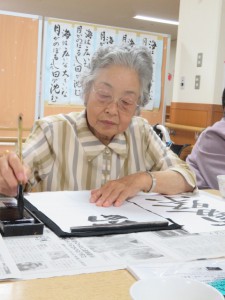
left=23, top=195, right=181, bottom=237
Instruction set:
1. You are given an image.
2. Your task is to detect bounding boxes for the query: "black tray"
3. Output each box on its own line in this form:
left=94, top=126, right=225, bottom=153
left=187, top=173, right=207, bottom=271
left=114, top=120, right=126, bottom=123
left=0, top=206, right=44, bottom=236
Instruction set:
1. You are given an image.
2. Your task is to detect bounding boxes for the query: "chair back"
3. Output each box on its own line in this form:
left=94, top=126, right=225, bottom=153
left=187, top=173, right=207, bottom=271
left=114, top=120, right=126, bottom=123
left=153, top=124, right=193, bottom=160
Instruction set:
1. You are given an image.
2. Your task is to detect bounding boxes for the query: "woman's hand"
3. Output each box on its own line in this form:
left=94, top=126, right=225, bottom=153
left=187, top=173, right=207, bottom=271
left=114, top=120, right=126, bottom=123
left=90, top=172, right=150, bottom=207
left=90, top=170, right=194, bottom=207
left=0, top=152, right=29, bottom=196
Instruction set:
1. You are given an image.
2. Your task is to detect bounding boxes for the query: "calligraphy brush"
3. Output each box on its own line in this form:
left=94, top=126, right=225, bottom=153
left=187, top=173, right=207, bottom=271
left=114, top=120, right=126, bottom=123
left=17, top=113, right=24, bottom=219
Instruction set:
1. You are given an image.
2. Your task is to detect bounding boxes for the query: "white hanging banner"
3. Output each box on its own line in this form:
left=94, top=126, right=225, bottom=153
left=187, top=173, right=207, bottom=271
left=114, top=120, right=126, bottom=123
left=43, top=19, right=166, bottom=110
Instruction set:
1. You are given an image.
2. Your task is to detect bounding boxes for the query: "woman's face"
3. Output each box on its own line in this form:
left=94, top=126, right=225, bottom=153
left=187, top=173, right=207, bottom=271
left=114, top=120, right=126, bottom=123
left=86, top=65, right=141, bottom=145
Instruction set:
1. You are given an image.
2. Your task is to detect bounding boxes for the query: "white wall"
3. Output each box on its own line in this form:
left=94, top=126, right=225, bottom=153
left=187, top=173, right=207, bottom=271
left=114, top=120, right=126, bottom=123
left=213, top=0, right=225, bottom=103
left=166, top=40, right=177, bottom=105
left=173, top=0, right=225, bottom=105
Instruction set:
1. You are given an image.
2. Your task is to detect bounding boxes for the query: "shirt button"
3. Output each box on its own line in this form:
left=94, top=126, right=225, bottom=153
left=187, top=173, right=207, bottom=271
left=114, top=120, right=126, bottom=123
left=105, top=148, right=110, bottom=154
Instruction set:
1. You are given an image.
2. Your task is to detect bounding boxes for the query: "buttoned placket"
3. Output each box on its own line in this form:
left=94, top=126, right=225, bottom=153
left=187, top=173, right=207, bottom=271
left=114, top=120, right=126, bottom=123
left=102, top=147, right=111, bottom=185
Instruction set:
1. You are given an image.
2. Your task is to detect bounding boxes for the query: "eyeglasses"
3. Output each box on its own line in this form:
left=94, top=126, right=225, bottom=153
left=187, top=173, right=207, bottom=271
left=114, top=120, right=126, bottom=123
left=92, top=84, right=140, bottom=114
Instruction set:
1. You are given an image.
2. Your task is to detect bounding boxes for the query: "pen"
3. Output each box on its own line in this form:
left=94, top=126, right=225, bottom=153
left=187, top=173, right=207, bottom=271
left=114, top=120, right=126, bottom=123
left=17, top=113, right=24, bottom=219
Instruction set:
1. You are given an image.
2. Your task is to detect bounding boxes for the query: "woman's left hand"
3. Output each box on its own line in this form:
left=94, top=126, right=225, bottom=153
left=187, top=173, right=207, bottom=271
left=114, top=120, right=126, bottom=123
left=90, top=172, right=149, bottom=207
left=90, top=169, right=194, bottom=207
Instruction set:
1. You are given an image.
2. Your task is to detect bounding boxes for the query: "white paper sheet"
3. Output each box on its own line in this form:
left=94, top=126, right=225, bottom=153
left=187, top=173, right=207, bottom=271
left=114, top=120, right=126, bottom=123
left=138, top=230, right=225, bottom=261
left=2, top=228, right=172, bottom=280
left=0, top=234, right=20, bottom=280
left=25, top=190, right=168, bottom=233
left=2, top=228, right=225, bottom=281
left=3, top=228, right=123, bottom=280
left=129, top=190, right=225, bottom=233
left=2, top=191, right=225, bottom=282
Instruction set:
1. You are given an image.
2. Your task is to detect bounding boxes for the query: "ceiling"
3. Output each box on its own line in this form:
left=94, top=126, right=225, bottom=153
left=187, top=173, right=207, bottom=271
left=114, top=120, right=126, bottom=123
left=0, top=0, right=180, bottom=40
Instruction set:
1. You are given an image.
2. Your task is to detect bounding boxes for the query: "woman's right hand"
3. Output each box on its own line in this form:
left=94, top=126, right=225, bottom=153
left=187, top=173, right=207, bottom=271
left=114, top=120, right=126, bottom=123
left=0, top=152, right=29, bottom=196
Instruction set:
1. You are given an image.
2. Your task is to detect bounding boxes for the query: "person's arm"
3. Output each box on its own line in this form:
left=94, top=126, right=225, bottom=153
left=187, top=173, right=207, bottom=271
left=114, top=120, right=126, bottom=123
left=0, top=119, right=54, bottom=196
left=187, top=123, right=225, bottom=189
left=90, top=120, right=196, bottom=207
left=186, top=135, right=209, bottom=189
left=90, top=169, right=192, bottom=207
left=22, top=120, right=55, bottom=192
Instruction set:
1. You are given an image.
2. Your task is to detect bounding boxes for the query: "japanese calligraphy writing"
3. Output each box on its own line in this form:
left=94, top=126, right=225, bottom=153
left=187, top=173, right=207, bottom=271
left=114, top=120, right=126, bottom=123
left=96, top=29, right=115, bottom=47
left=117, top=30, right=137, bottom=47
left=49, top=23, right=72, bottom=103
left=44, top=19, right=164, bottom=108
left=73, top=24, right=95, bottom=102
left=146, top=196, right=225, bottom=227
left=88, top=214, right=136, bottom=226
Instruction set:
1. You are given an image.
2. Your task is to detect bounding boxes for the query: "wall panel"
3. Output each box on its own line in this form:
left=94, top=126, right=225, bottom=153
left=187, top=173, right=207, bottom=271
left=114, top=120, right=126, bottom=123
left=168, top=102, right=223, bottom=145
left=0, top=14, right=40, bottom=130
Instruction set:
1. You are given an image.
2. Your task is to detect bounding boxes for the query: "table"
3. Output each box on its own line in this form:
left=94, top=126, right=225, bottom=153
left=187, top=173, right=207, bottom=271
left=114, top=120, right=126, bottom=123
left=0, top=270, right=135, bottom=300
left=0, top=190, right=221, bottom=300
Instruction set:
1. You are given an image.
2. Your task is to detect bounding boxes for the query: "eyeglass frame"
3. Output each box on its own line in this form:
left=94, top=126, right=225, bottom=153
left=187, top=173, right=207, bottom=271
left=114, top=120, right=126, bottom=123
left=91, top=83, right=140, bottom=114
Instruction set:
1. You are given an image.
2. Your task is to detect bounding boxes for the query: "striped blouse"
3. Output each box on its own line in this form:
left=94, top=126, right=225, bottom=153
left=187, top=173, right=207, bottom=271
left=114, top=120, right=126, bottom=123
left=23, top=110, right=196, bottom=192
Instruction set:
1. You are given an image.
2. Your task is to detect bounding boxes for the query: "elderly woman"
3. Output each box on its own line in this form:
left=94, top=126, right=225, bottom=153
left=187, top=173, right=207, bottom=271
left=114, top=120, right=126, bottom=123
left=0, top=45, right=196, bottom=206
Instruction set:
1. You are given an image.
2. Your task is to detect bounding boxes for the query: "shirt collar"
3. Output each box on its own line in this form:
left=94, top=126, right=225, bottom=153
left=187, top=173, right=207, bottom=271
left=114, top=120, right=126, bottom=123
left=76, top=110, right=128, bottom=160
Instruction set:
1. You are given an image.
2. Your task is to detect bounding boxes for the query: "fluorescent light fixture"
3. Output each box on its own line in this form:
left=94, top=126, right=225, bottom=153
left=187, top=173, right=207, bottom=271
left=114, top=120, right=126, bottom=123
left=134, top=15, right=179, bottom=25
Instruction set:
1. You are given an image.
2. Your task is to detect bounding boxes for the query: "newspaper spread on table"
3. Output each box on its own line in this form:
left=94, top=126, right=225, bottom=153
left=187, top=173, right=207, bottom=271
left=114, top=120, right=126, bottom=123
left=1, top=190, right=225, bottom=282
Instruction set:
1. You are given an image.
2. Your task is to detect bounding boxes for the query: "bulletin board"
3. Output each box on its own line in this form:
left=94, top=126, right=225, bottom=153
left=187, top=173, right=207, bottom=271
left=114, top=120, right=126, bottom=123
left=0, top=12, right=42, bottom=135
left=41, top=18, right=170, bottom=124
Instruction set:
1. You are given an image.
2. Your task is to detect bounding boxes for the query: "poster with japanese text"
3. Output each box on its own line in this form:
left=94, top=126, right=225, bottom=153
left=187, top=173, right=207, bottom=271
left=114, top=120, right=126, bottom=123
left=43, top=19, right=165, bottom=110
